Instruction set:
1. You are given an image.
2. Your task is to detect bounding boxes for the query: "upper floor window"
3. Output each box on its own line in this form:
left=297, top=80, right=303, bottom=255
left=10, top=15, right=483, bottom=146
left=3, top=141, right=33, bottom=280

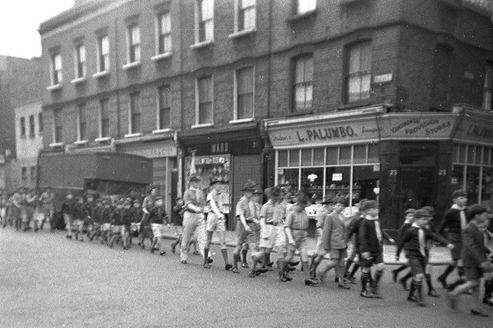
left=197, top=0, right=214, bottom=43
left=293, top=55, right=313, bottom=111
left=294, top=0, right=316, bottom=15
left=29, top=115, right=35, bottom=138
left=197, top=76, right=213, bottom=125
left=346, top=42, right=371, bottom=103
left=100, top=99, right=110, bottom=138
left=74, top=43, right=86, bottom=78
left=97, top=35, right=110, bottom=72
left=20, top=117, right=26, bottom=138
left=483, top=63, right=493, bottom=111
left=54, top=109, right=63, bottom=143
left=237, top=0, right=256, bottom=31
left=157, top=12, right=172, bottom=54
left=30, top=166, right=36, bottom=181
left=127, top=24, right=141, bottom=63
left=77, top=103, right=87, bottom=141
left=129, top=92, right=141, bottom=134
left=38, top=113, right=43, bottom=133
left=51, top=53, right=62, bottom=85
left=158, top=86, right=171, bottom=130
left=21, top=167, right=27, bottom=180
left=235, top=67, right=254, bottom=119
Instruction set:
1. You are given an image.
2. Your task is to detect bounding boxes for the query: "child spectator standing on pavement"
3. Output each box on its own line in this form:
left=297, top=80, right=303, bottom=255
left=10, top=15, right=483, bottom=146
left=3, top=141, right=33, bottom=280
left=316, top=197, right=351, bottom=290
left=396, top=209, right=454, bottom=307
left=359, top=200, right=395, bottom=298
left=448, top=204, right=493, bottom=317
left=61, top=192, right=75, bottom=239
left=437, top=189, right=469, bottom=289
left=392, top=208, right=416, bottom=291
left=279, top=195, right=320, bottom=286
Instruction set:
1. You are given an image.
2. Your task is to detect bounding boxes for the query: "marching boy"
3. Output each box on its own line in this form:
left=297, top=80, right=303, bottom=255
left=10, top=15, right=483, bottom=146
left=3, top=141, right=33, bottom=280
left=396, top=209, right=454, bottom=307
left=359, top=200, right=395, bottom=298
left=72, top=196, right=85, bottom=241
left=61, top=192, right=75, bottom=239
left=170, top=197, right=184, bottom=254
left=99, top=199, right=113, bottom=245
left=109, top=199, right=129, bottom=249
left=89, top=198, right=103, bottom=242
left=279, top=195, right=320, bottom=286
left=129, top=199, right=143, bottom=245
left=148, top=196, right=169, bottom=255
left=82, top=194, right=96, bottom=240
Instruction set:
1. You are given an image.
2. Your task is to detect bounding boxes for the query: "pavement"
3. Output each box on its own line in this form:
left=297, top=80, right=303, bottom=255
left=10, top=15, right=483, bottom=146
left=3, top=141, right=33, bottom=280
left=158, top=227, right=452, bottom=266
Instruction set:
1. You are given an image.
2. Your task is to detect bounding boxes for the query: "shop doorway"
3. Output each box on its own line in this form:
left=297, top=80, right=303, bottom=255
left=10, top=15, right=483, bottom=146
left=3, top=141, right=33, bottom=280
left=398, top=167, right=437, bottom=221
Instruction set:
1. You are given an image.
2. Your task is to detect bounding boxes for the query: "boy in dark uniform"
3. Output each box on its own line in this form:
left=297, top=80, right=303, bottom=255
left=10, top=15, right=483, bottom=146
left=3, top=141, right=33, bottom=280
left=170, top=197, right=184, bottom=254
left=437, top=190, right=469, bottom=289
left=148, top=196, right=169, bottom=255
left=343, top=199, right=368, bottom=284
left=109, top=199, right=128, bottom=249
left=89, top=198, right=103, bottom=242
left=359, top=200, right=395, bottom=298
left=61, top=192, right=75, bottom=239
left=82, top=194, right=96, bottom=240
left=129, top=199, right=143, bottom=245
left=392, top=208, right=415, bottom=291
left=396, top=209, right=454, bottom=306
left=100, top=199, right=113, bottom=245
left=448, top=204, right=493, bottom=317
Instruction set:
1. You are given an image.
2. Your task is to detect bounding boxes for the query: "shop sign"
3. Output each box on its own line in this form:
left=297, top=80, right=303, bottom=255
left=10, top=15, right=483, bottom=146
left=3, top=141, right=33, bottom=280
left=269, top=118, right=380, bottom=147
left=190, top=138, right=261, bottom=156
left=332, top=173, right=343, bottom=181
left=373, top=73, right=393, bottom=84
left=381, top=115, right=455, bottom=139
left=454, top=115, right=493, bottom=144
left=120, top=141, right=176, bottom=158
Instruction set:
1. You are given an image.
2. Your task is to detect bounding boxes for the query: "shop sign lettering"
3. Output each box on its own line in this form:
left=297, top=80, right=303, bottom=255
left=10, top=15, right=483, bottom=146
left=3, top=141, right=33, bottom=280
left=466, top=124, right=493, bottom=140
left=296, top=126, right=356, bottom=142
left=388, top=118, right=452, bottom=137
left=211, top=142, right=230, bottom=154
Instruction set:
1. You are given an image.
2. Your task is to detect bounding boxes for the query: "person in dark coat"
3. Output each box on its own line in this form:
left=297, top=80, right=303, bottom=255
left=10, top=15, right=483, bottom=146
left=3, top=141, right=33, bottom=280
left=448, top=204, right=493, bottom=317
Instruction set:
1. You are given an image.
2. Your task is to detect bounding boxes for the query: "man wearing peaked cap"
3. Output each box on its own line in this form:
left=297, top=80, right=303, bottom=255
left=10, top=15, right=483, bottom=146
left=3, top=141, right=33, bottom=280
left=204, top=176, right=232, bottom=270
left=437, top=189, right=469, bottom=290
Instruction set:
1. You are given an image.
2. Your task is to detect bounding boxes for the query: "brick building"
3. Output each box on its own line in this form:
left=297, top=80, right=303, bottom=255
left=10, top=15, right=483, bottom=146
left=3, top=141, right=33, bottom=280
left=39, top=0, right=493, bottom=232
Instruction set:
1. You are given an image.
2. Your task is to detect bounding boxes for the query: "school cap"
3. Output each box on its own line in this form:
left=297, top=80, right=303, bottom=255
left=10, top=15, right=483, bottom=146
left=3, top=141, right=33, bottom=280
left=467, top=204, right=488, bottom=218
left=147, top=185, right=158, bottom=192
left=189, top=174, right=201, bottom=182
left=241, top=180, right=257, bottom=191
left=414, top=209, right=432, bottom=218
left=452, top=189, right=468, bottom=199
left=210, top=177, right=227, bottom=185
left=360, top=200, right=377, bottom=211
left=265, top=186, right=281, bottom=198
left=421, top=206, right=435, bottom=215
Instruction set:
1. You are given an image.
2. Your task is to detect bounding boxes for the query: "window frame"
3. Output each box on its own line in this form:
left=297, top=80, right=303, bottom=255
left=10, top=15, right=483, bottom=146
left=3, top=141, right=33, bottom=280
left=293, top=0, right=317, bottom=15
left=194, top=76, right=214, bottom=127
left=234, top=0, right=256, bottom=33
left=73, top=42, right=86, bottom=79
left=20, top=117, right=26, bottom=138
left=233, top=66, right=255, bottom=121
left=292, top=55, right=314, bottom=112
left=30, top=166, right=36, bottom=181
left=38, top=113, right=43, bottom=134
left=53, top=108, right=63, bottom=144
left=76, top=103, right=87, bottom=142
left=99, top=98, right=110, bottom=139
left=345, top=41, right=372, bottom=104
left=156, top=85, right=171, bottom=131
left=29, top=115, right=35, bottom=139
left=50, top=52, right=62, bottom=86
left=21, top=167, right=27, bottom=180
left=194, top=0, right=214, bottom=45
left=483, top=62, right=493, bottom=111
left=128, top=92, right=142, bottom=135
left=97, top=34, right=110, bottom=73
left=155, top=11, right=172, bottom=56
left=126, top=23, right=141, bottom=64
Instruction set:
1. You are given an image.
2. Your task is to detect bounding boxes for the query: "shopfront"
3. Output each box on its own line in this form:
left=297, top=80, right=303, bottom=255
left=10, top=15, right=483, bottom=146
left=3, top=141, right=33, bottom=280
left=179, top=126, right=263, bottom=230
left=116, top=138, right=177, bottom=214
left=265, top=106, right=493, bottom=234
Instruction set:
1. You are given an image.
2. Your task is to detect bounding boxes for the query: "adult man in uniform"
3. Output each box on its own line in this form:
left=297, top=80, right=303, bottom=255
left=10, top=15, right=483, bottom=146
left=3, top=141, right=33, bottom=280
left=180, top=174, right=207, bottom=265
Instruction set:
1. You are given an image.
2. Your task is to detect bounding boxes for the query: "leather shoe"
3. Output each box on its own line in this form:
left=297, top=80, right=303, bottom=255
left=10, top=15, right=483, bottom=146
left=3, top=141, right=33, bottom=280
left=203, top=263, right=211, bottom=269
left=407, top=295, right=418, bottom=303
left=180, top=260, right=187, bottom=264
left=160, top=251, right=166, bottom=256
left=241, top=262, right=249, bottom=268
left=279, top=272, right=288, bottom=282
left=284, top=273, right=293, bottom=281
left=305, top=279, right=321, bottom=286
left=289, top=261, right=300, bottom=267
left=428, top=289, right=440, bottom=298
left=470, top=309, right=489, bottom=317
left=256, top=267, right=268, bottom=275
left=360, top=291, right=375, bottom=298
left=338, top=283, right=350, bottom=290
left=248, top=270, right=256, bottom=278
left=232, top=267, right=240, bottom=274
left=225, top=264, right=233, bottom=271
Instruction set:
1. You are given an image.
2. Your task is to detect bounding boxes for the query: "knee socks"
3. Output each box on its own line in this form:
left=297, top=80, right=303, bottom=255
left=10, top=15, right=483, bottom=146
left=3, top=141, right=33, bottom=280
left=221, top=248, right=229, bottom=265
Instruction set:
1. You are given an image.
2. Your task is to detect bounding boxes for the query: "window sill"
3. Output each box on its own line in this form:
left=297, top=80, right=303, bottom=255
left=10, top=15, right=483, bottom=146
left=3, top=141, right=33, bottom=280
left=191, top=123, right=214, bottom=129
left=151, top=52, right=172, bottom=61
left=71, top=77, right=87, bottom=84
left=286, top=10, right=317, bottom=23
left=47, top=84, right=62, bottom=91
left=93, top=70, right=110, bottom=78
left=73, top=140, right=88, bottom=145
left=124, top=133, right=142, bottom=138
left=122, top=61, right=141, bottom=70
left=190, top=40, right=214, bottom=50
left=228, top=28, right=256, bottom=39
left=152, top=128, right=171, bottom=134
left=49, top=142, right=65, bottom=148
left=229, top=118, right=255, bottom=124
left=95, top=137, right=111, bottom=143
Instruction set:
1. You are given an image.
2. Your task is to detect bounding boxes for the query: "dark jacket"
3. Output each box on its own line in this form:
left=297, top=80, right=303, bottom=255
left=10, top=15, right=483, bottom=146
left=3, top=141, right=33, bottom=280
left=61, top=199, right=74, bottom=215
left=100, top=207, right=112, bottom=224
left=149, top=206, right=168, bottom=225
left=396, top=225, right=449, bottom=259
left=359, top=217, right=392, bottom=253
left=438, top=207, right=470, bottom=235
left=462, top=221, right=490, bottom=268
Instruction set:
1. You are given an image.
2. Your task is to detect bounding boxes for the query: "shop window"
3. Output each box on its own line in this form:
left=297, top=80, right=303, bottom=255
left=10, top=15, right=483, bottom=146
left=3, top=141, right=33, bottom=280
left=326, top=147, right=338, bottom=165
left=353, top=165, right=379, bottom=201
left=301, top=167, right=323, bottom=197
left=368, top=144, right=379, bottom=163
left=301, top=148, right=312, bottom=166
left=457, top=144, right=466, bottom=163
left=325, top=166, right=351, bottom=199
left=354, top=145, right=366, bottom=164
left=466, top=166, right=480, bottom=204
left=476, top=147, right=483, bottom=165
left=485, top=148, right=492, bottom=166
left=313, top=148, right=324, bottom=166
left=346, top=42, right=371, bottom=103
left=278, top=150, right=288, bottom=167
left=482, top=167, right=493, bottom=210
left=289, top=149, right=300, bottom=167
left=278, top=169, right=299, bottom=190
left=339, top=146, right=352, bottom=165
left=467, top=145, right=476, bottom=164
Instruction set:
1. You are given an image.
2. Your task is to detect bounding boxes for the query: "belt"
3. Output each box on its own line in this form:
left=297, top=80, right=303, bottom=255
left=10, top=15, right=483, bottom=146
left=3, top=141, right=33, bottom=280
left=265, top=222, right=278, bottom=226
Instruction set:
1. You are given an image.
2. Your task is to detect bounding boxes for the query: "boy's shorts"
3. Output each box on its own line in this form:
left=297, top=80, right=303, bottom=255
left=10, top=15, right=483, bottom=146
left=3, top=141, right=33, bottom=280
left=330, top=248, right=348, bottom=261
left=361, top=250, right=384, bottom=268
left=151, top=223, right=162, bottom=238
left=259, top=224, right=286, bottom=249
left=409, top=257, right=426, bottom=276
left=101, top=223, right=111, bottom=231
left=206, top=215, right=226, bottom=232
